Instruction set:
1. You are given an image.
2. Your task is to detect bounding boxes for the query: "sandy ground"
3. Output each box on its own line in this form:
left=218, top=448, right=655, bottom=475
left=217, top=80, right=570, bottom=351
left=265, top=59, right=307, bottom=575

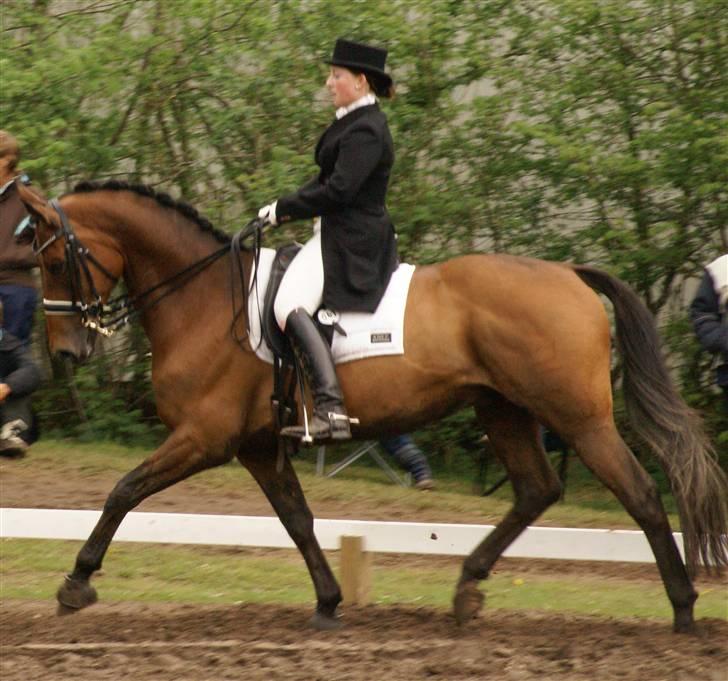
left=1, top=454, right=727, bottom=680
left=1, top=601, right=726, bottom=681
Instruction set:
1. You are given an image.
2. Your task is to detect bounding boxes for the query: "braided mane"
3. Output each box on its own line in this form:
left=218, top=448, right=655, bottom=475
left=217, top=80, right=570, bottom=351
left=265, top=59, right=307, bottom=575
left=71, top=180, right=231, bottom=245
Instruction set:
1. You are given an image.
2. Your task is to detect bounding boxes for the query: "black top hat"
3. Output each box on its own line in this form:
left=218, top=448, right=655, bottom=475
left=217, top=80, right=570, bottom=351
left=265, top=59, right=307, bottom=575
left=325, top=38, right=393, bottom=96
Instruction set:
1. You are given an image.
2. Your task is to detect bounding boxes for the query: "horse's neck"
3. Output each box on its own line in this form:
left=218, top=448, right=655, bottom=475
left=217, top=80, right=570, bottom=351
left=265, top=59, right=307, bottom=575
left=108, top=205, right=241, bottom=344
left=120, top=221, right=212, bottom=293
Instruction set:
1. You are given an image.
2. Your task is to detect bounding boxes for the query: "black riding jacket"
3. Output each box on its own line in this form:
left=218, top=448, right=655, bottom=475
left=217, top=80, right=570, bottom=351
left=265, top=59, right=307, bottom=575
left=275, top=104, right=399, bottom=312
left=689, top=266, right=728, bottom=387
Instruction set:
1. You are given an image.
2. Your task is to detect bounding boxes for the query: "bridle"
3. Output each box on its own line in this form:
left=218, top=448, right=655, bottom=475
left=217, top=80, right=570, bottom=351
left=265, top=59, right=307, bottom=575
left=33, top=199, right=124, bottom=336
left=31, top=198, right=263, bottom=338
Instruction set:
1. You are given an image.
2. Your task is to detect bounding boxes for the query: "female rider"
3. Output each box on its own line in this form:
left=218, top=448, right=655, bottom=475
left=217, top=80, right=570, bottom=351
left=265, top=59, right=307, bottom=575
left=258, top=38, right=398, bottom=443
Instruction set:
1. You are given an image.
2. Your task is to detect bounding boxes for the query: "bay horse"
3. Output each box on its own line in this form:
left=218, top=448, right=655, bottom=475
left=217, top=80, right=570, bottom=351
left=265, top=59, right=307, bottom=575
left=18, top=180, right=727, bottom=633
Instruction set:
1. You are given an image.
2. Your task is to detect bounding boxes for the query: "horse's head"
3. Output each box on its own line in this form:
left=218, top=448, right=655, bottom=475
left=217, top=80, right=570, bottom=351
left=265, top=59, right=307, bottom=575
left=17, top=183, right=125, bottom=363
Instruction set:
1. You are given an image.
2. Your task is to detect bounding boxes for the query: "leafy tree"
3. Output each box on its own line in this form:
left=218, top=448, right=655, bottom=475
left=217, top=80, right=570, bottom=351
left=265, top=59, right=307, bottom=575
left=2, top=0, right=725, bottom=448
left=450, top=0, right=727, bottom=438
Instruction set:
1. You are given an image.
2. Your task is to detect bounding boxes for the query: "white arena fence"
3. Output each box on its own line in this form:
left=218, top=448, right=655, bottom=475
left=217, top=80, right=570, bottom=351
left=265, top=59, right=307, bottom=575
left=0, top=507, right=687, bottom=563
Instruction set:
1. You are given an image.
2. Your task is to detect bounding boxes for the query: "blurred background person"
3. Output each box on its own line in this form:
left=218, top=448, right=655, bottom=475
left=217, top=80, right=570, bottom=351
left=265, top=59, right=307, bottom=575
left=379, top=434, right=434, bottom=490
left=689, top=253, right=728, bottom=408
left=0, top=301, right=41, bottom=457
left=0, top=130, right=38, bottom=345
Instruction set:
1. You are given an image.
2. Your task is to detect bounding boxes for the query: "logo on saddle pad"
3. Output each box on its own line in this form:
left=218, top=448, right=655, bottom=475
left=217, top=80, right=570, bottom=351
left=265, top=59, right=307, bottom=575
left=370, top=332, right=392, bottom=343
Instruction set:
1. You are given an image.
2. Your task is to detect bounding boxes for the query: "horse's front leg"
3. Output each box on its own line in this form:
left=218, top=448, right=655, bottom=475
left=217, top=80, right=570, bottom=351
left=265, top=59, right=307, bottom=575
left=57, top=428, right=217, bottom=614
left=241, top=450, right=343, bottom=630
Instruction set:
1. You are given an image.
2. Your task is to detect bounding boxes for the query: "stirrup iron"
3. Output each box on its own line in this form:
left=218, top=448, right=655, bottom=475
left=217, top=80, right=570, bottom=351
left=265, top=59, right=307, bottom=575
left=280, top=412, right=360, bottom=444
left=329, top=412, right=359, bottom=424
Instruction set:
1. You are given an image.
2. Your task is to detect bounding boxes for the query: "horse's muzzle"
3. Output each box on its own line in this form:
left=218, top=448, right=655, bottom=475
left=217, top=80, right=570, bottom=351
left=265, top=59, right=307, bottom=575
left=51, top=331, right=96, bottom=365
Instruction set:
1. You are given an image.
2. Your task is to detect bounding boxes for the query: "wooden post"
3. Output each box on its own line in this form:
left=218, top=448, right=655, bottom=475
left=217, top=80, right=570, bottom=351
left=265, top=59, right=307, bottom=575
left=339, top=535, right=371, bottom=605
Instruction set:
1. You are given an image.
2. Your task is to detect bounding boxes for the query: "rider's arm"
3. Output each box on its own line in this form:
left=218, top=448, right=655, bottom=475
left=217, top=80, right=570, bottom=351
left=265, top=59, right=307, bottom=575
left=276, top=121, right=384, bottom=222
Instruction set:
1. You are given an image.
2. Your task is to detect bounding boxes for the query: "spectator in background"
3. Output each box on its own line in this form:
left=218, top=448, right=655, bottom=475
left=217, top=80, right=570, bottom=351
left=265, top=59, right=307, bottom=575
left=0, top=130, right=38, bottom=345
left=1, top=301, right=41, bottom=457
left=379, top=434, right=434, bottom=490
left=689, top=253, right=728, bottom=408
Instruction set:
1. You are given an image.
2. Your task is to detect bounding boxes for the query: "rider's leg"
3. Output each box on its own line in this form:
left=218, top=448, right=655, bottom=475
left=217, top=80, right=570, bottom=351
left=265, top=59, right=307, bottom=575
left=280, top=309, right=351, bottom=441
left=274, top=233, right=351, bottom=443
left=274, top=232, right=324, bottom=330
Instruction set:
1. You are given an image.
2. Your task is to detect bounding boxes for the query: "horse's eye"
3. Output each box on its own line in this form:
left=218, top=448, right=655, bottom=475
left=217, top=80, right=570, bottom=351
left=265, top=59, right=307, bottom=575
left=47, top=260, right=66, bottom=277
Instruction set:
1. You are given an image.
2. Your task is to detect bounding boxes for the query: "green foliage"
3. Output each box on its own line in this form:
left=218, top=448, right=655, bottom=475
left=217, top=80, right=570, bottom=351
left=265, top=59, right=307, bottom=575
left=414, top=409, right=485, bottom=479
left=32, top=324, right=165, bottom=447
left=2, top=1, right=726, bottom=454
left=65, top=364, right=162, bottom=446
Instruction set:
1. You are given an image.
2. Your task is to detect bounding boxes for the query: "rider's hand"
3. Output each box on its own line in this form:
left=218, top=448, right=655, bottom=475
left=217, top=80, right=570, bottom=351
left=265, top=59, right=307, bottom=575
left=258, top=201, right=278, bottom=227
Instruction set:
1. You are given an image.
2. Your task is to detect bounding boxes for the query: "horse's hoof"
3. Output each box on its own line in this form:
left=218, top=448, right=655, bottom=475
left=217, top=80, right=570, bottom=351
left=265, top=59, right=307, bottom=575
left=453, top=581, right=484, bottom=625
left=673, top=617, right=696, bottom=634
left=309, top=611, right=343, bottom=631
left=56, top=577, right=98, bottom=614
left=56, top=602, right=79, bottom=617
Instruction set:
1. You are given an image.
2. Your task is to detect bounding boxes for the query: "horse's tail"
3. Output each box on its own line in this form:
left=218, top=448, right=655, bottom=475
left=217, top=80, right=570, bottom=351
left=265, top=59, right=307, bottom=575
left=572, top=264, right=728, bottom=575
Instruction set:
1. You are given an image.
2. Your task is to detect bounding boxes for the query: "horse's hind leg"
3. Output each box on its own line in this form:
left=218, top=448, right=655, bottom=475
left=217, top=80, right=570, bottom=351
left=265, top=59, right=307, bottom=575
left=57, top=429, right=219, bottom=614
left=455, top=402, right=562, bottom=625
left=241, top=451, right=342, bottom=630
left=571, top=421, right=697, bottom=633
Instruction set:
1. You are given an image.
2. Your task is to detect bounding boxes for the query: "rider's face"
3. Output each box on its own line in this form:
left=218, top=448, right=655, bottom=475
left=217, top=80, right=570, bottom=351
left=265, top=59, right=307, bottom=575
left=326, top=67, right=368, bottom=109
left=0, top=153, right=18, bottom=186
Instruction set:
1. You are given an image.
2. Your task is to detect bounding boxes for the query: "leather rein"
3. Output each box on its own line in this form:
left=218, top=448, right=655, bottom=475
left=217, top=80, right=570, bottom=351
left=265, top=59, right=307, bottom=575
left=34, top=198, right=264, bottom=338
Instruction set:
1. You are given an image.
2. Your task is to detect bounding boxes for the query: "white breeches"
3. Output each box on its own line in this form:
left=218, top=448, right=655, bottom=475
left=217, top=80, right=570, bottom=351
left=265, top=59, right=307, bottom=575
left=274, top=230, right=324, bottom=331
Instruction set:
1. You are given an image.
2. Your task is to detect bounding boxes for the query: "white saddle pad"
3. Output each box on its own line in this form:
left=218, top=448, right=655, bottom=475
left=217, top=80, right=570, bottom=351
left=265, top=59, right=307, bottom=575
left=247, top=248, right=415, bottom=365
left=706, top=253, right=728, bottom=309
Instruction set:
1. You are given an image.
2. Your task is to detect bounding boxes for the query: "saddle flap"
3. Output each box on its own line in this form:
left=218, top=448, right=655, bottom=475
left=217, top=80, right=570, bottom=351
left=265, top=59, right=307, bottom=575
left=261, top=243, right=302, bottom=360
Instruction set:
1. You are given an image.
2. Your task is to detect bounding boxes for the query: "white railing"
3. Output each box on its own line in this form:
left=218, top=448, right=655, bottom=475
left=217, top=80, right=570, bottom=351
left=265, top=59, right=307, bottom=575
left=0, top=507, right=682, bottom=563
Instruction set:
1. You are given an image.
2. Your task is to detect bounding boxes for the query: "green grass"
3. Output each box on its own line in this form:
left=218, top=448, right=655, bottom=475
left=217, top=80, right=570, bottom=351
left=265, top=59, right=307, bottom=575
left=2, top=539, right=726, bottom=621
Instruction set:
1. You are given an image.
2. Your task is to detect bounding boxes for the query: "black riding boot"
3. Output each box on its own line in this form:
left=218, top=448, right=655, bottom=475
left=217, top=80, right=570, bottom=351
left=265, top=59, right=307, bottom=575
left=279, top=308, right=352, bottom=443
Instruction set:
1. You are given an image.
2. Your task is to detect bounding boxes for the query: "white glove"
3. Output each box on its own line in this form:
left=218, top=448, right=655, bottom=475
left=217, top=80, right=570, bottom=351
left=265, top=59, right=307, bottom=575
left=258, top=201, right=278, bottom=226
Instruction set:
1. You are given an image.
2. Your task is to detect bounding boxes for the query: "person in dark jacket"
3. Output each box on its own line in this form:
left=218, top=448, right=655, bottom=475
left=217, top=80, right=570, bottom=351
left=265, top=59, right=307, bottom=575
left=689, top=253, right=728, bottom=407
left=0, top=130, right=38, bottom=345
left=258, top=38, right=399, bottom=443
left=1, top=301, right=41, bottom=457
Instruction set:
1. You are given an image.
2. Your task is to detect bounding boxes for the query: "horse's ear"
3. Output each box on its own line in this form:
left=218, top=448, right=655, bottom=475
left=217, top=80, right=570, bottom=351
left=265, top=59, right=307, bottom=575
left=17, top=181, right=59, bottom=228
